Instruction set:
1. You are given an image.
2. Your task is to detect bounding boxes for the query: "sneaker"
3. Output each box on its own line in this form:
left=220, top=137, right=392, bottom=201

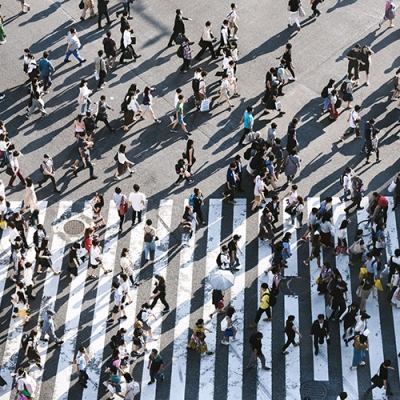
left=221, top=340, right=229, bottom=346
left=170, top=129, right=178, bottom=133
left=288, top=77, right=296, bottom=81
left=359, top=361, right=366, bottom=366
left=90, top=175, right=98, bottom=180
left=185, top=131, right=192, bottom=136
left=262, top=367, right=271, bottom=370
left=155, top=119, right=161, bottom=124
left=161, top=309, right=170, bottom=314
left=0, top=94, right=5, bottom=100
left=263, top=318, right=272, bottom=322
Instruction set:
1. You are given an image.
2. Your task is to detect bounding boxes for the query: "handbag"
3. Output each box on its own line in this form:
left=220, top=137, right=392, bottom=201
left=371, top=374, right=383, bottom=388
left=349, top=239, right=363, bottom=254
left=94, top=71, right=99, bottom=81
left=388, top=181, right=397, bottom=193
left=175, top=34, right=185, bottom=45
left=325, top=304, right=334, bottom=319
left=356, top=285, right=363, bottom=298
left=0, top=219, right=7, bottom=230
left=200, top=99, right=209, bottom=112
left=119, top=196, right=128, bottom=216
left=130, top=36, right=136, bottom=45
left=358, top=267, right=367, bottom=280
left=123, top=49, right=133, bottom=60
left=79, top=0, right=84, bottom=9
left=298, top=5, right=306, bottom=17
left=275, top=101, right=282, bottom=111
left=217, top=299, right=225, bottom=309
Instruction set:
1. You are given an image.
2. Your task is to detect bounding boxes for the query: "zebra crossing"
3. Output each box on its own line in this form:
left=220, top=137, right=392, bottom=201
left=0, top=196, right=399, bottom=400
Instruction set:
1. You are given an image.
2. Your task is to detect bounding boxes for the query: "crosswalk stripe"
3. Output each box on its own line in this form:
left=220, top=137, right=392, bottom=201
left=357, top=197, right=384, bottom=400
left=386, top=197, right=400, bottom=384
left=169, top=199, right=197, bottom=400
left=140, top=199, right=173, bottom=399
left=52, top=203, right=88, bottom=400
left=226, top=199, right=246, bottom=400
left=31, top=201, right=72, bottom=398
left=283, top=197, right=298, bottom=277
left=0, top=202, right=32, bottom=400
left=333, top=199, right=359, bottom=399
left=198, top=199, right=222, bottom=399
left=257, top=201, right=272, bottom=400
left=284, top=295, right=301, bottom=399
left=83, top=201, right=120, bottom=400
left=307, top=197, right=329, bottom=381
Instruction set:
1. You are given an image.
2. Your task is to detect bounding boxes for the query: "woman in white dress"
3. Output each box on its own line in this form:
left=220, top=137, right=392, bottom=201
left=21, top=177, right=38, bottom=212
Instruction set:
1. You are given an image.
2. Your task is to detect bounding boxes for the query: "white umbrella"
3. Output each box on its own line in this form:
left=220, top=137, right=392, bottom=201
left=209, top=269, right=235, bottom=290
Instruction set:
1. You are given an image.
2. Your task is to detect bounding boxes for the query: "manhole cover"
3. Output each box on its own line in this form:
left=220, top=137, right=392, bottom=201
left=287, top=277, right=310, bottom=295
left=300, top=381, right=327, bottom=400
left=64, top=220, right=85, bottom=236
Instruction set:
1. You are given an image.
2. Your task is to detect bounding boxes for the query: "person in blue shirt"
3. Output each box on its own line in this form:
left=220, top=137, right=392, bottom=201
left=223, top=163, right=237, bottom=204
left=239, top=106, right=254, bottom=145
left=75, top=346, right=91, bottom=388
left=38, top=51, right=55, bottom=93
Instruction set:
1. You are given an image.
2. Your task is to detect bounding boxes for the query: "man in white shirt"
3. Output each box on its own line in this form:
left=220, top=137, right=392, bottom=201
left=63, top=28, right=86, bottom=64
left=107, top=281, right=127, bottom=324
left=339, top=105, right=361, bottom=141
left=227, top=3, right=239, bottom=40
left=219, top=245, right=230, bottom=270
left=339, top=167, right=354, bottom=202
left=251, top=170, right=267, bottom=212
left=112, top=186, right=128, bottom=232
left=128, top=184, right=146, bottom=225
left=75, top=347, right=91, bottom=388
left=195, top=21, right=217, bottom=60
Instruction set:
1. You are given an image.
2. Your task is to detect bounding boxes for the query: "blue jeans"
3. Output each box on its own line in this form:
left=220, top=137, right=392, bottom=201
left=64, top=48, right=84, bottom=63
left=339, top=189, right=351, bottom=202
left=80, top=97, right=91, bottom=115
left=75, top=160, right=94, bottom=177
left=145, top=239, right=155, bottom=260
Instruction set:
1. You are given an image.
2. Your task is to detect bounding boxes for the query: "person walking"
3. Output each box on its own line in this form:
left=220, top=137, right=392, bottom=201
left=37, top=154, right=60, bottom=193
left=216, top=19, right=230, bottom=57
left=195, top=21, right=217, bottom=60
left=40, top=309, right=64, bottom=345
left=149, top=275, right=169, bottom=313
left=128, top=184, right=146, bottom=225
left=147, top=349, right=165, bottom=385
left=285, top=150, right=301, bottom=183
left=94, top=50, right=107, bottom=90
left=96, top=95, right=115, bottom=132
left=189, top=188, right=205, bottom=224
left=281, top=315, right=301, bottom=355
left=247, top=332, right=271, bottom=370
left=73, top=140, right=98, bottom=180
left=223, top=162, right=238, bottom=204
left=180, top=38, right=194, bottom=73
left=339, top=105, right=362, bottom=141
left=168, top=9, right=192, bottom=47
left=114, top=144, right=135, bottom=180
left=107, top=281, right=127, bottom=325
left=97, top=0, right=111, bottom=29
left=103, top=31, right=117, bottom=69
left=8, top=151, right=26, bottom=188
left=350, top=333, right=368, bottom=370
left=170, top=95, right=191, bottom=135
left=249, top=283, right=273, bottom=328
left=310, top=0, right=323, bottom=17
left=344, top=176, right=363, bottom=213
left=228, top=234, right=242, bottom=271
left=143, top=219, right=156, bottom=261
left=220, top=307, right=237, bottom=345
left=80, top=0, right=95, bottom=21
left=346, top=44, right=361, bottom=85
left=87, top=238, right=112, bottom=278
left=64, top=28, right=86, bottom=64
left=139, top=87, right=161, bottom=123
left=75, top=346, right=91, bottom=388
left=365, top=359, right=395, bottom=396
left=379, top=0, right=396, bottom=29
left=238, top=106, right=254, bottom=145
left=78, top=79, right=92, bottom=116
left=68, top=242, right=80, bottom=279
left=38, top=51, right=55, bottom=94
left=310, top=314, right=329, bottom=355
left=24, top=328, right=42, bottom=368
left=119, top=23, right=141, bottom=64
left=287, top=0, right=301, bottom=32
left=112, top=186, right=128, bottom=232
left=359, top=45, right=374, bottom=86
left=227, top=3, right=239, bottom=40
left=26, top=79, right=48, bottom=119
left=21, top=177, right=38, bottom=212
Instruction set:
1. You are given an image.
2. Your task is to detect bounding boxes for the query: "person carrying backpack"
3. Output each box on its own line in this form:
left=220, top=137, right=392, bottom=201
left=249, top=283, right=273, bottom=328
left=179, top=38, right=194, bottom=73
left=37, top=154, right=60, bottom=193
left=216, top=245, right=230, bottom=270
left=23, top=328, right=42, bottom=369
left=13, top=367, right=36, bottom=399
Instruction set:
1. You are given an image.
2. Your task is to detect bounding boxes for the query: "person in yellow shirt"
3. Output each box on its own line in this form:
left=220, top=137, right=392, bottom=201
left=249, top=283, right=272, bottom=328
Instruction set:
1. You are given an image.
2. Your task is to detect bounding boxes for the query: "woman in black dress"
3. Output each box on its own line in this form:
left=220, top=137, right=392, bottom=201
left=68, top=242, right=80, bottom=278
left=185, top=139, right=196, bottom=173
left=149, top=275, right=170, bottom=314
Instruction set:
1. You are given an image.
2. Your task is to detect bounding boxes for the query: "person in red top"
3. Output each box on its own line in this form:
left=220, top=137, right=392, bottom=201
left=370, top=192, right=388, bottom=223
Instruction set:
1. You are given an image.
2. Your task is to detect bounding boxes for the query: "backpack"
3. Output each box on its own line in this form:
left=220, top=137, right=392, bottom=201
left=340, top=81, right=348, bottom=93
left=120, top=98, right=129, bottom=113
left=335, top=97, right=342, bottom=108
left=23, top=375, right=36, bottom=396
left=119, top=196, right=128, bottom=216
left=339, top=171, right=346, bottom=185
left=216, top=253, right=223, bottom=267
left=188, top=194, right=196, bottom=207
left=84, top=116, right=96, bottom=132
left=109, top=334, right=118, bottom=350
left=244, top=147, right=252, bottom=160
left=177, top=44, right=184, bottom=59
left=266, top=291, right=277, bottom=307
left=393, top=75, right=399, bottom=88
left=321, top=86, right=329, bottom=98
left=192, top=78, right=201, bottom=93
left=175, top=163, right=181, bottom=174
left=21, top=333, right=29, bottom=349
left=136, top=309, right=144, bottom=321
left=39, top=162, right=45, bottom=173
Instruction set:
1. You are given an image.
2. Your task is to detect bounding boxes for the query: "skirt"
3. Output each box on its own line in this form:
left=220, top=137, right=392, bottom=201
left=117, top=162, right=128, bottom=175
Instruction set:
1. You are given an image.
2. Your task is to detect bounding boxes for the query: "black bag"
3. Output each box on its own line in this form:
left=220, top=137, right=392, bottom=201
left=5, top=166, right=13, bottom=176
left=340, top=81, right=348, bottom=93
left=177, top=44, right=184, bottom=59
left=216, top=253, right=222, bottom=267
left=267, top=291, right=277, bottom=307
left=244, top=148, right=252, bottom=160
left=335, top=98, right=342, bottom=108
left=321, top=86, right=329, bottom=98
left=109, top=335, right=117, bottom=350
left=79, top=0, right=84, bottom=9
left=176, top=34, right=185, bottom=45
left=192, top=78, right=201, bottom=93
left=285, top=205, right=297, bottom=216
left=21, top=333, right=29, bottom=349
left=123, top=49, right=133, bottom=60
left=371, top=374, right=383, bottom=388
left=130, top=36, right=137, bottom=45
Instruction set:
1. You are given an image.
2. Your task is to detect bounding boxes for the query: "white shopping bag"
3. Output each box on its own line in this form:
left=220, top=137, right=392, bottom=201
left=200, top=99, right=210, bottom=112
left=388, top=181, right=397, bottom=193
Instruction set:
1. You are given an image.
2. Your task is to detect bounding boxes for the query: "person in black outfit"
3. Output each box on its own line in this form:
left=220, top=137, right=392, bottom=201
left=97, top=0, right=111, bottom=29
left=149, top=275, right=170, bottom=313
left=167, top=9, right=192, bottom=47
left=210, top=289, right=224, bottom=318
left=311, top=0, right=324, bottom=17
left=392, top=173, right=400, bottom=210
left=119, top=11, right=130, bottom=49
left=216, top=20, right=230, bottom=57
left=235, top=155, right=244, bottom=192
left=365, top=359, right=394, bottom=396
left=68, top=242, right=80, bottom=278
left=191, top=188, right=205, bottom=224
left=195, top=21, right=217, bottom=60
left=346, top=44, right=361, bottom=82
left=310, top=314, right=329, bottom=355
left=247, top=332, right=270, bottom=370
left=281, top=315, right=301, bottom=354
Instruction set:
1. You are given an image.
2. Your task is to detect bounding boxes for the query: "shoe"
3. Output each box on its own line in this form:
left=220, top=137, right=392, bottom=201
left=80, top=17, right=85, bottom=21
left=221, top=340, right=229, bottom=346
left=249, top=323, right=257, bottom=329
left=155, top=119, right=161, bottom=124
left=80, top=383, right=88, bottom=388
left=356, top=207, right=364, bottom=210
left=170, top=129, right=178, bottom=133
left=281, top=350, right=289, bottom=355
left=161, top=309, right=170, bottom=314
left=228, top=200, right=237, bottom=204
left=63, top=59, right=71, bottom=63
left=262, top=367, right=271, bottom=370
left=36, top=363, right=43, bottom=369
left=114, top=176, right=121, bottom=180
left=118, top=315, right=128, bottom=320
left=303, top=260, right=309, bottom=266
left=288, top=77, right=296, bottom=81
left=188, top=179, right=194, bottom=184
left=134, top=55, right=142, bottom=59
left=90, top=175, right=98, bottom=180
left=148, top=381, right=154, bottom=385
left=56, top=340, right=64, bottom=345
left=359, top=361, right=366, bottom=366
left=315, top=349, right=318, bottom=355
left=263, top=318, right=272, bottom=322
left=350, top=366, right=356, bottom=370
left=185, top=131, right=192, bottom=136
left=73, top=171, right=78, bottom=177
left=80, top=256, right=86, bottom=263
left=106, top=319, right=114, bottom=325
left=79, top=59, right=87, bottom=64
left=0, top=94, right=5, bottom=100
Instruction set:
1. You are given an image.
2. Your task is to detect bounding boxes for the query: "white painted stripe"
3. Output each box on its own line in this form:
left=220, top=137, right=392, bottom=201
left=307, top=197, right=329, bottom=381
left=257, top=201, right=272, bottom=400
left=226, top=198, right=246, bottom=400
left=384, top=198, right=400, bottom=384
left=284, top=295, right=301, bottom=400
left=169, top=199, right=197, bottom=400
left=357, top=197, right=384, bottom=400
left=283, top=197, right=298, bottom=277
left=83, top=201, right=120, bottom=400
left=332, top=199, right=358, bottom=399
left=30, top=201, right=72, bottom=398
left=0, top=202, right=30, bottom=400
left=52, top=204, right=90, bottom=400
left=140, top=199, right=173, bottom=399
left=199, top=199, right=222, bottom=399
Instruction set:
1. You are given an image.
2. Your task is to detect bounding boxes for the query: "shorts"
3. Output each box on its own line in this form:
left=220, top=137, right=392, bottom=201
left=90, top=263, right=99, bottom=269
left=112, top=304, right=124, bottom=314
left=178, top=116, right=184, bottom=125
left=105, top=51, right=116, bottom=58
left=142, top=321, right=151, bottom=331
left=254, top=195, right=261, bottom=202
left=143, top=104, right=152, bottom=111
left=224, top=327, right=234, bottom=337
